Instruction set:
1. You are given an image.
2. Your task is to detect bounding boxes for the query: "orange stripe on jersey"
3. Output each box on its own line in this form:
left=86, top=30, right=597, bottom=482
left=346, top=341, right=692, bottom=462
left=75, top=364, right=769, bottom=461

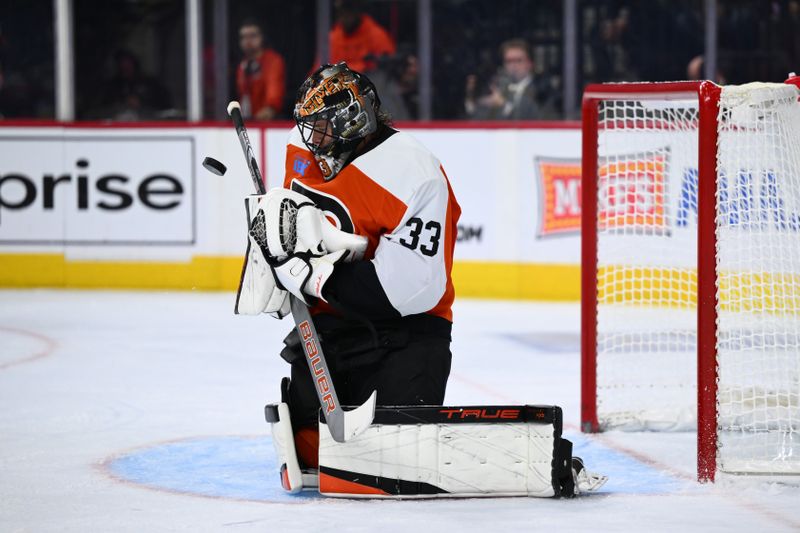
left=427, top=165, right=461, bottom=322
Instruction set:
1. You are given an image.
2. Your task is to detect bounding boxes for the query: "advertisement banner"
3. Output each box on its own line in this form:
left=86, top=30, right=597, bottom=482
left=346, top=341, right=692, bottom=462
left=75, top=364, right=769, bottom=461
left=535, top=158, right=582, bottom=237
left=0, top=135, right=195, bottom=245
left=597, top=153, right=667, bottom=232
left=0, top=124, right=586, bottom=298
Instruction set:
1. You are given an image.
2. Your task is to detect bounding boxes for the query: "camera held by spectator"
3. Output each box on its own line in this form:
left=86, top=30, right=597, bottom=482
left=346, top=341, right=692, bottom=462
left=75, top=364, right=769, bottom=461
left=464, top=38, right=556, bottom=121
left=99, top=49, right=172, bottom=121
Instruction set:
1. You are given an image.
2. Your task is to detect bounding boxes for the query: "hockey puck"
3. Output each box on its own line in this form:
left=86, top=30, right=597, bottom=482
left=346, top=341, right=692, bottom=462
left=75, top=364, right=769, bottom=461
left=202, top=156, right=227, bottom=176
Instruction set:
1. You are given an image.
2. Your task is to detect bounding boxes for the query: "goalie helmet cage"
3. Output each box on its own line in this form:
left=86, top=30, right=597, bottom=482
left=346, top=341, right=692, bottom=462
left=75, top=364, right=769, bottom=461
left=580, top=80, right=800, bottom=482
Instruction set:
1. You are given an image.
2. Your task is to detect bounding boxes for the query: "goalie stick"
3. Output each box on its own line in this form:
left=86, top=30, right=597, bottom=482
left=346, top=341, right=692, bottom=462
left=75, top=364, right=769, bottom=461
left=226, top=101, right=376, bottom=443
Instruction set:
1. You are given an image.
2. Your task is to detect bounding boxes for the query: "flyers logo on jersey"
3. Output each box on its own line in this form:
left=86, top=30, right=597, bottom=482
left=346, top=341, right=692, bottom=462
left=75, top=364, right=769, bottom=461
left=291, top=180, right=355, bottom=234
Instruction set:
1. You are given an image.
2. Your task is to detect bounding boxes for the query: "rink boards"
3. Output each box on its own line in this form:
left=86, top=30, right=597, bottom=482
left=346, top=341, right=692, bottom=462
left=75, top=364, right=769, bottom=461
left=0, top=121, right=581, bottom=300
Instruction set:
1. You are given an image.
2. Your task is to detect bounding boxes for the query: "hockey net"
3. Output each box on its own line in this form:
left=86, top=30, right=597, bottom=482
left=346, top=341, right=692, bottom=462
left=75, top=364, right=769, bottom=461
left=581, top=80, right=800, bottom=480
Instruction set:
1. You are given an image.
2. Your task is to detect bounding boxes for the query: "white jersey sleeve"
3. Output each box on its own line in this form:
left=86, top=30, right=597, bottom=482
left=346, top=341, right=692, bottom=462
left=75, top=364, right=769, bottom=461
left=372, top=178, right=450, bottom=316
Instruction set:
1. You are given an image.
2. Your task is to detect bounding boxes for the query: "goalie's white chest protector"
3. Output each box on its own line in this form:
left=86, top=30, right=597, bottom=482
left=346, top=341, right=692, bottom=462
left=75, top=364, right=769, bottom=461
left=283, top=126, right=461, bottom=321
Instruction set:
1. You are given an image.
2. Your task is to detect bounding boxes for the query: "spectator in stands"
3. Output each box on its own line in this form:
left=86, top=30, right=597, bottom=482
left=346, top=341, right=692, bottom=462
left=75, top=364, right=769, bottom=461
left=0, top=68, right=38, bottom=119
left=464, top=38, right=557, bottom=120
left=787, top=1, right=800, bottom=64
left=99, top=49, right=171, bottom=121
left=587, top=6, right=636, bottom=83
left=370, top=47, right=419, bottom=120
left=0, top=13, right=55, bottom=119
left=771, top=0, right=800, bottom=80
left=329, top=0, right=395, bottom=73
left=686, top=55, right=727, bottom=84
left=236, top=18, right=286, bottom=120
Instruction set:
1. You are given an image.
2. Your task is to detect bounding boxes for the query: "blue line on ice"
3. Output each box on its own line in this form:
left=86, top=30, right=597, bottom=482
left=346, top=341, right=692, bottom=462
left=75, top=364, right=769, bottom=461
left=109, top=433, right=688, bottom=501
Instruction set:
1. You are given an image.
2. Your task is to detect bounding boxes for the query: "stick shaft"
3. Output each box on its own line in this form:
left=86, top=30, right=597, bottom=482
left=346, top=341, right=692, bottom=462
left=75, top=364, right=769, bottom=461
left=228, top=103, right=266, bottom=195
left=226, top=100, right=351, bottom=442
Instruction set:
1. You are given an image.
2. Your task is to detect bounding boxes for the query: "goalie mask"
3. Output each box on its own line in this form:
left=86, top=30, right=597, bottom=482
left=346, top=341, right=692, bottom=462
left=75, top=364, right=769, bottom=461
left=294, top=62, right=380, bottom=180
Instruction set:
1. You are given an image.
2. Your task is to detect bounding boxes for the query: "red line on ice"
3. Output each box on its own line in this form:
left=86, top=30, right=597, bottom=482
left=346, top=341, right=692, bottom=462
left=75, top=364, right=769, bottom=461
left=0, top=326, right=58, bottom=370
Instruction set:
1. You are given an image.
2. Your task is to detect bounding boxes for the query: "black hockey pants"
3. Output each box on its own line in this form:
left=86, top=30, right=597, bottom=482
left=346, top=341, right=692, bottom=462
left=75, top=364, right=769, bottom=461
left=279, top=313, right=453, bottom=430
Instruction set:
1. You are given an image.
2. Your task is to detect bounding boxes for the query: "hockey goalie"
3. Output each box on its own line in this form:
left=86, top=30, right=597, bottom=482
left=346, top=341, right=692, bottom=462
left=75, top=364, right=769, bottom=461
left=235, top=62, right=606, bottom=498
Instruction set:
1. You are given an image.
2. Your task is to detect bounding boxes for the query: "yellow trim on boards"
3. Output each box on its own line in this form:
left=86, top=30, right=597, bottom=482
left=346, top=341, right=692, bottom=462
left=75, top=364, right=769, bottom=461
left=4, top=252, right=797, bottom=309
left=0, top=254, right=244, bottom=290
left=453, top=261, right=580, bottom=301
left=0, top=254, right=582, bottom=301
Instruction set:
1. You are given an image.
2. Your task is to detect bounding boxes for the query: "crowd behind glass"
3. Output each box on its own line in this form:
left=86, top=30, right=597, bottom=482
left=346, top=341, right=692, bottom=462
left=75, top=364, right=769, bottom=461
left=1, top=0, right=798, bottom=121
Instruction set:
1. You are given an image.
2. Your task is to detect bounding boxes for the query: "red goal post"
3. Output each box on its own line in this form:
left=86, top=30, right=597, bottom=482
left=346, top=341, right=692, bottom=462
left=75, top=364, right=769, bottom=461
left=581, top=79, right=800, bottom=482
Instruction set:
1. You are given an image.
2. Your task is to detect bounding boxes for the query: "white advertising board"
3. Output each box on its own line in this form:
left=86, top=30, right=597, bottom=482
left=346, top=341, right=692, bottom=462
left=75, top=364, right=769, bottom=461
left=1, top=123, right=584, bottom=291
left=399, top=127, right=582, bottom=264
left=0, top=134, right=195, bottom=244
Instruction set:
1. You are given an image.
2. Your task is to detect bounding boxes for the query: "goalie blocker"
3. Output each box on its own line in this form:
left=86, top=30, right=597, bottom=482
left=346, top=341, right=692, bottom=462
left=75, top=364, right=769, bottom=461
left=266, top=402, right=606, bottom=498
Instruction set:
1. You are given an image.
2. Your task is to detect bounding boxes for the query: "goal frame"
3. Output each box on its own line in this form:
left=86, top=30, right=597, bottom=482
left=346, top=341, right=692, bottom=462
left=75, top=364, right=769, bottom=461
left=580, top=81, right=722, bottom=482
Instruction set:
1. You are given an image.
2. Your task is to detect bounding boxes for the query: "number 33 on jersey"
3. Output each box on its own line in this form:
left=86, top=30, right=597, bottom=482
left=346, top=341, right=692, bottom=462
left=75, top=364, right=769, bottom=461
left=283, top=125, right=461, bottom=322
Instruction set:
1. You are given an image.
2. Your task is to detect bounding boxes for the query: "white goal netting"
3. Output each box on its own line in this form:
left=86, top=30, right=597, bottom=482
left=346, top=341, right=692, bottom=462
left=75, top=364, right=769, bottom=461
left=592, top=82, right=800, bottom=474
left=595, top=95, right=700, bottom=432
left=715, top=83, right=800, bottom=473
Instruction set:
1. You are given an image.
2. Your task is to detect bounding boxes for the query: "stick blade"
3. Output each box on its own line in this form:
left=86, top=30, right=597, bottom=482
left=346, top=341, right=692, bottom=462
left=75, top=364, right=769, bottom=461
left=327, top=390, right=377, bottom=443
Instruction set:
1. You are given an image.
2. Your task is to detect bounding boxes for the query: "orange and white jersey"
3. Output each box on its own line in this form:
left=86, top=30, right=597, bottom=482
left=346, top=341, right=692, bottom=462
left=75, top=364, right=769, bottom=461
left=283, top=125, right=461, bottom=322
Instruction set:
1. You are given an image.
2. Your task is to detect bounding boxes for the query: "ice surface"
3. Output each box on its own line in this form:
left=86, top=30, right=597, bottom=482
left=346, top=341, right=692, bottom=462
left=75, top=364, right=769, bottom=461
left=1, top=290, right=798, bottom=532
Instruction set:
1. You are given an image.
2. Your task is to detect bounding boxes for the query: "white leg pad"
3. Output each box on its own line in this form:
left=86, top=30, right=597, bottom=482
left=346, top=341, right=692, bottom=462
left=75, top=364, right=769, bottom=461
left=318, top=405, right=575, bottom=498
